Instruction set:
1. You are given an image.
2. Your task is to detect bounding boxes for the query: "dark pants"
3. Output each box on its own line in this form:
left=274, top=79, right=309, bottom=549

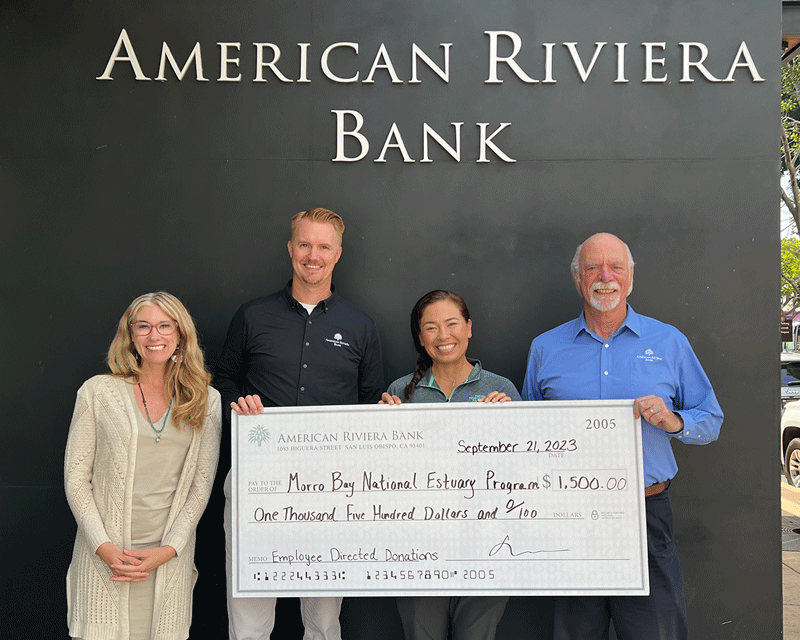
left=396, top=596, right=509, bottom=640
left=553, top=490, right=687, bottom=640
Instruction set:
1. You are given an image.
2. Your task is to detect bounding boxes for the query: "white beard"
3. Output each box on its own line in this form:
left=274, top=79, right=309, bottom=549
left=588, top=290, right=622, bottom=312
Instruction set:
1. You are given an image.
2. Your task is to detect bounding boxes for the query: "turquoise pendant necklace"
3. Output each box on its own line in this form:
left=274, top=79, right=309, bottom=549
left=138, top=383, right=172, bottom=443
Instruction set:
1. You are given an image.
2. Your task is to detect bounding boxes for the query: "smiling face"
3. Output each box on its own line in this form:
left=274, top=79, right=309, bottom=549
left=574, top=233, right=633, bottom=313
left=131, top=304, right=180, bottom=372
left=287, top=218, right=343, bottom=294
left=418, top=299, right=473, bottom=367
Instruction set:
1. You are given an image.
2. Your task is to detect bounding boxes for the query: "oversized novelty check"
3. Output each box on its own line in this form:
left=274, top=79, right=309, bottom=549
left=231, top=400, right=648, bottom=597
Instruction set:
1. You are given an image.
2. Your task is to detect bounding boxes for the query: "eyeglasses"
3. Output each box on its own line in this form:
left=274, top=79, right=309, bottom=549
left=130, top=321, right=178, bottom=336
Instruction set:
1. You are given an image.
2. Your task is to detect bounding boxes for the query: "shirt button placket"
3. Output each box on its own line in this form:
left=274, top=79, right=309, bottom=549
left=600, top=341, right=610, bottom=398
left=298, top=316, right=312, bottom=403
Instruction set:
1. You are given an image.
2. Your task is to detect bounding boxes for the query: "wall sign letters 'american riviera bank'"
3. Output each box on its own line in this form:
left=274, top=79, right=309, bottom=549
left=96, top=29, right=765, bottom=163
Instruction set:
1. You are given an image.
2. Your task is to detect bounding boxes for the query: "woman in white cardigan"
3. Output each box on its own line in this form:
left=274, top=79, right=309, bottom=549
left=64, top=292, right=221, bottom=640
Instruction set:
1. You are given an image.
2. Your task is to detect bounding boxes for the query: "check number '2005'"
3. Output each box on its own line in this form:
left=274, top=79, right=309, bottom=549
left=586, top=418, right=616, bottom=429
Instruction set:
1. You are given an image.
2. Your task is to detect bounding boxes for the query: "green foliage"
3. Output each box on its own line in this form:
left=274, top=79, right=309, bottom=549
left=782, top=59, right=800, bottom=117
left=783, top=59, right=800, bottom=158
left=782, top=61, right=800, bottom=231
left=782, top=238, right=800, bottom=314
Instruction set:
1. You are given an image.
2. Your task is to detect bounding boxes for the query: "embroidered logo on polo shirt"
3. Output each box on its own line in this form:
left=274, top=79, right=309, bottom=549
left=326, top=332, right=351, bottom=348
left=636, top=348, right=663, bottom=363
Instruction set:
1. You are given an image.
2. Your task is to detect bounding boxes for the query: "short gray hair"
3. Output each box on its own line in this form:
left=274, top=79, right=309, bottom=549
left=570, top=236, right=635, bottom=277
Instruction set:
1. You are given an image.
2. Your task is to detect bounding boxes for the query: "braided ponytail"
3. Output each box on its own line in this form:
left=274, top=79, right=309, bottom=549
left=404, top=353, right=432, bottom=399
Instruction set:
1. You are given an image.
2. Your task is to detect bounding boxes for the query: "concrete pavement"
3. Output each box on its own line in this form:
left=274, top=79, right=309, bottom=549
left=782, top=482, right=800, bottom=637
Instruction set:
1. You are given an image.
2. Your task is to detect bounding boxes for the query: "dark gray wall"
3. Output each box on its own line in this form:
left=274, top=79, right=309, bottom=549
left=1, top=1, right=778, bottom=638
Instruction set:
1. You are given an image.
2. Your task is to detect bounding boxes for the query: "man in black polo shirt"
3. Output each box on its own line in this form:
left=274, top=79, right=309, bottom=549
left=217, top=208, right=384, bottom=640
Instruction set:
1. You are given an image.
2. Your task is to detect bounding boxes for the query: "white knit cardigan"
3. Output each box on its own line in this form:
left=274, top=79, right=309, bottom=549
left=64, top=375, right=221, bottom=640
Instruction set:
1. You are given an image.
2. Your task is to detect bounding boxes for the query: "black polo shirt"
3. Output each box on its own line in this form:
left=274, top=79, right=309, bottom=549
left=215, top=282, right=384, bottom=413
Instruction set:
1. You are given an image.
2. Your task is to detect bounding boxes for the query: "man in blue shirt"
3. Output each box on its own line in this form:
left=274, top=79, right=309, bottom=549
left=522, top=233, right=722, bottom=640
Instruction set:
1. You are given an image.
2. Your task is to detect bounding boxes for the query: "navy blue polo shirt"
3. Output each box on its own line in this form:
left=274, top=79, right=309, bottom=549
left=215, top=282, right=384, bottom=411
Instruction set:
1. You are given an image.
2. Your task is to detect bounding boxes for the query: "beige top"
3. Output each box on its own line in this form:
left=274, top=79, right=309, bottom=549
left=128, top=383, right=193, bottom=546
left=65, top=375, right=221, bottom=640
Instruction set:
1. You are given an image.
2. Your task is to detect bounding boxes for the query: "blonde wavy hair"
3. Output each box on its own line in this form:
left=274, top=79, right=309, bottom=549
left=107, top=292, right=211, bottom=431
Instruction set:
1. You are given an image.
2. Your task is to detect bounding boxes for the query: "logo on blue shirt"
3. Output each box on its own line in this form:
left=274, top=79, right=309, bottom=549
left=637, top=348, right=663, bottom=363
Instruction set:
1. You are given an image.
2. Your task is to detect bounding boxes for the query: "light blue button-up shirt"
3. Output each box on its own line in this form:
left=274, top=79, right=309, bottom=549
left=521, top=306, right=723, bottom=485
